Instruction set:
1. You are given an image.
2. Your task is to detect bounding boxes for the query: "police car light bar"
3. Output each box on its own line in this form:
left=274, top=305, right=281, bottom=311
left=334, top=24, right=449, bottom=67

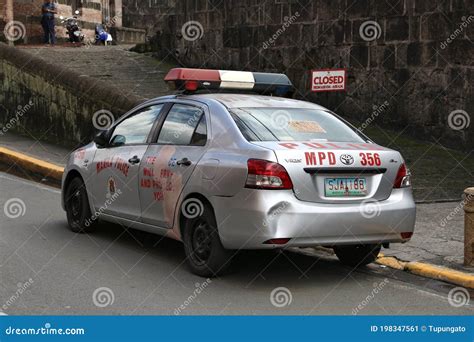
left=164, top=68, right=294, bottom=97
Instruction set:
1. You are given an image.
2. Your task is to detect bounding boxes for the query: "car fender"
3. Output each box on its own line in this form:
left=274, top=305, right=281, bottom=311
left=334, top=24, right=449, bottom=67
left=61, top=144, right=97, bottom=213
left=172, top=145, right=277, bottom=238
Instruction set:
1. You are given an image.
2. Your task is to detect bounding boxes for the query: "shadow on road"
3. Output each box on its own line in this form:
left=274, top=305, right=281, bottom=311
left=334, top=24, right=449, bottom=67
left=84, top=220, right=359, bottom=288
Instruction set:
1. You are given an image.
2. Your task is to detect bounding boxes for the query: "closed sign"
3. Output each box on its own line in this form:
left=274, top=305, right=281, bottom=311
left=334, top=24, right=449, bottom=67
left=311, top=69, right=346, bottom=92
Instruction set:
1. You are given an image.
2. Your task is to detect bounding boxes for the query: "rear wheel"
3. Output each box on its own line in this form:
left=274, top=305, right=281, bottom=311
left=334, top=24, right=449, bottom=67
left=182, top=202, right=232, bottom=277
left=65, top=177, right=96, bottom=233
left=334, top=244, right=381, bottom=267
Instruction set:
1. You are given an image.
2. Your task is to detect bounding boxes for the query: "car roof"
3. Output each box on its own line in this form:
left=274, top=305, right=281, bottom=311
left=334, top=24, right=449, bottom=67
left=179, top=93, right=328, bottom=110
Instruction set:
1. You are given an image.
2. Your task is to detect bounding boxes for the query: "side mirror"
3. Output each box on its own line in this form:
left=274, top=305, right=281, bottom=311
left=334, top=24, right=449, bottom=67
left=110, top=135, right=126, bottom=147
left=93, top=131, right=109, bottom=147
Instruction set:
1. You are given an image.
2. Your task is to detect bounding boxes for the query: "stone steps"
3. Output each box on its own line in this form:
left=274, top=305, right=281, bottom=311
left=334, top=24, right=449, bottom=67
left=21, top=45, right=173, bottom=100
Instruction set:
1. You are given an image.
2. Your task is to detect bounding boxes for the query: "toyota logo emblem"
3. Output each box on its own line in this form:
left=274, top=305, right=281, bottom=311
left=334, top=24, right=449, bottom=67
left=340, top=154, right=354, bottom=165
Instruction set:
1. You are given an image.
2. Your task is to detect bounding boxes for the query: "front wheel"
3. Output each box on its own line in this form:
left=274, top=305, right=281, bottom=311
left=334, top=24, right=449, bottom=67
left=334, top=244, right=381, bottom=267
left=182, top=202, right=232, bottom=277
left=65, top=177, right=96, bottom=233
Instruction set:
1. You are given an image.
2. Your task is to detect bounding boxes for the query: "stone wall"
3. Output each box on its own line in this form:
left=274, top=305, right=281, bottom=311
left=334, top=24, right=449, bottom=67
left=0, top=43, right=142, bottom=146
left=123, top=0, right=473, bottom=150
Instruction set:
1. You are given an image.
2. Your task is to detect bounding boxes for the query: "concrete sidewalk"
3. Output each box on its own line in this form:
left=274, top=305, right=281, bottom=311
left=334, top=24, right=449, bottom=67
left=0, top=132, right=472, bottom=286
left=383, top=201, right=473, bottom=273
left=0, top=131, right=70, bottom=166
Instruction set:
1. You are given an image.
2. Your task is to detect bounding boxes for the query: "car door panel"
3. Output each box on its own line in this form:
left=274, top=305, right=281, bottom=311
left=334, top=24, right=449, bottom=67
left=139, top=103, right=209, bottom=228
left=90, top=104, right=164, bottom=221
left=92, top=146, right=147, bottom=220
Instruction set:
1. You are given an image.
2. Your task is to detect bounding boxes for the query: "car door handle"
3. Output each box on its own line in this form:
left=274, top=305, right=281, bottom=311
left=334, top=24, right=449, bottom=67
left=128, top=155, right=141, bottom=165
left=177, top=158, right=192, bottom=166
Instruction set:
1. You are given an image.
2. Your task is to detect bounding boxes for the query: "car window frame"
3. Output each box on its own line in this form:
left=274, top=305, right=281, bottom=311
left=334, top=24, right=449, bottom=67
left=105, top=102, right=169, bottom=148
left=150, top=101, right=210, bottom=147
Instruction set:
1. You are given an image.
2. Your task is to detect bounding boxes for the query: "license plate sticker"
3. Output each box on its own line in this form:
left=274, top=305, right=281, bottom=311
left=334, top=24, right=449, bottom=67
left=324, top=178, right=368, bottom=197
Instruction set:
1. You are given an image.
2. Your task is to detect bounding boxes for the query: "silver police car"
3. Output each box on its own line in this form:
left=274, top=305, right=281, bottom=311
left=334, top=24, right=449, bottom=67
left=62, top=68, right=416, bottom=277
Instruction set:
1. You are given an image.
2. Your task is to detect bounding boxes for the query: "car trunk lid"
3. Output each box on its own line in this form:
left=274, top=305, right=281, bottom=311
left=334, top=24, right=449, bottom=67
left=251, top=141, right=402, bottom=203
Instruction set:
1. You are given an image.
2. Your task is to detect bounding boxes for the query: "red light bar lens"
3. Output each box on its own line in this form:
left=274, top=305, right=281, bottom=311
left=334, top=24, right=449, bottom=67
left=164, top=68, right=220, bottom=82
left=185, top=80, right=199, bottom=91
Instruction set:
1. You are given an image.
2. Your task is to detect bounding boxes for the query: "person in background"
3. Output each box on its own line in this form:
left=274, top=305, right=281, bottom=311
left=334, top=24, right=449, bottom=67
left=41, top=0, right=57, bottom=45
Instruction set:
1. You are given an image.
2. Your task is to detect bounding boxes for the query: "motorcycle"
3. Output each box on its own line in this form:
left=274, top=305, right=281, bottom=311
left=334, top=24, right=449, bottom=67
left=59, top=10, right=84, bottom=43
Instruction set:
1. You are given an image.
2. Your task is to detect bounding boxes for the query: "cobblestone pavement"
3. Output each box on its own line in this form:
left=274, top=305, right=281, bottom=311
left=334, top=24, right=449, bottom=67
left=18, top=44, right=174, bottom=100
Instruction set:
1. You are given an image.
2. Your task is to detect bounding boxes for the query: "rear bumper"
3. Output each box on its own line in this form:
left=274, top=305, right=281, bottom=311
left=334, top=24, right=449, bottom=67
left=210, top=188, right=416, bottom=249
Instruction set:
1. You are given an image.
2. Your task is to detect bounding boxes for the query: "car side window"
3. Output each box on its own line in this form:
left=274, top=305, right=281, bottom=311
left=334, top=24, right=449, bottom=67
left=110, top=104, right=163, bottom=146
left=157, top=104, right=207, bottom=146
left=190, top=115, right=207, bottom=146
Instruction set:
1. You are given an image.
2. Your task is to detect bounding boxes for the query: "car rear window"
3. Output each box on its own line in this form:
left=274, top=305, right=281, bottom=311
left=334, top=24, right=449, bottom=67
left=231, top=107, right=365, bottom=143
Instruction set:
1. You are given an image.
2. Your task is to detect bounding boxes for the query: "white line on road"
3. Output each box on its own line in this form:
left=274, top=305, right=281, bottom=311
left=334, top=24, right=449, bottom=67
left=0, top=173, right=61, bottom=194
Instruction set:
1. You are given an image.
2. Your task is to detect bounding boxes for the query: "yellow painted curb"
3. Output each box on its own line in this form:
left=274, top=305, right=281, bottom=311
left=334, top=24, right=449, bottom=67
left=0, top=147, right=64, bottom=182
left=405, top=262, right=474, bottom=289
left=376, top=255, right=406, bottom=270
left=377, top=253, right=474, bottom=289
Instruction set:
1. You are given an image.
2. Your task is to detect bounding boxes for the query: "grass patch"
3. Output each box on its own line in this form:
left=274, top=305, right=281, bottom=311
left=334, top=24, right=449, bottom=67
left=361, top=125, right=474, bottom=201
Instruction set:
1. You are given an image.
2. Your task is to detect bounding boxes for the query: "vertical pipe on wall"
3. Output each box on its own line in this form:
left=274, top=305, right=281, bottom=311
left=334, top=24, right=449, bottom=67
left=5, top=0, right=13, bottom=45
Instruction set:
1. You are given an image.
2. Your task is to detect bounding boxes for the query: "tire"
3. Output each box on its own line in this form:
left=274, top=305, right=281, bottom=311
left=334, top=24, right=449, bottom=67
left=182, top=202, right=232, bottom=277
left=334, top=244, right=381, bottom=267
left=64, top=177, right=96, bottom=233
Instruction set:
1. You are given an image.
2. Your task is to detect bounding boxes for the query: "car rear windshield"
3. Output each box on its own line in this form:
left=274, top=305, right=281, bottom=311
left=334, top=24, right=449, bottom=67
left=230, top=107, right=366, bottom=142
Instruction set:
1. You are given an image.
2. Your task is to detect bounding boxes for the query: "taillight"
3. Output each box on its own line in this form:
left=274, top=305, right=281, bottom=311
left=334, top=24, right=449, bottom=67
left=246, top=159, right=293, bottom=190
left=393, top=163, right=411, bottom=188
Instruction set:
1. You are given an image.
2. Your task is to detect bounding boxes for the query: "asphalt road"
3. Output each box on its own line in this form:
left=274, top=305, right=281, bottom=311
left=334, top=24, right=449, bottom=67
left=0, top=172, right=472, bottom=315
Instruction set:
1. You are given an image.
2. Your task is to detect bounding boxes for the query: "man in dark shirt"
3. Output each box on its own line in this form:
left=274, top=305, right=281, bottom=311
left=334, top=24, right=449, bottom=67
left=41, top=0, right=57, bottom=45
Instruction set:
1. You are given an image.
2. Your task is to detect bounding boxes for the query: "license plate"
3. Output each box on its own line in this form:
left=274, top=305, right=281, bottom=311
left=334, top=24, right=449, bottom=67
left=324, top=178, right=368, bottom=197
